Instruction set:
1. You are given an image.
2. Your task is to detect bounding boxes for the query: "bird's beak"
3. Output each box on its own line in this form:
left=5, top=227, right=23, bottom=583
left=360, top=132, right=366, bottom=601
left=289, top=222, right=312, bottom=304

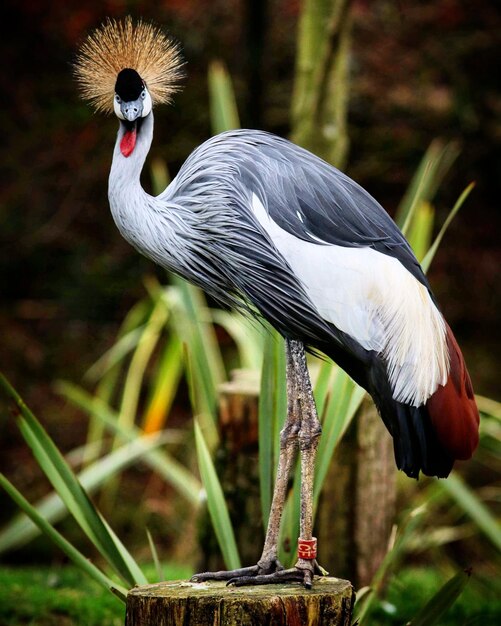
left=120, top=97, right=144, bottom=122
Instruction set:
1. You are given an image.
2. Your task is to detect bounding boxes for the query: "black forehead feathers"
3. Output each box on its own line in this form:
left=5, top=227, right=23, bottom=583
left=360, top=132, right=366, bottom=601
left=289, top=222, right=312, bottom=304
left=115, top=68, right=145, bottom=101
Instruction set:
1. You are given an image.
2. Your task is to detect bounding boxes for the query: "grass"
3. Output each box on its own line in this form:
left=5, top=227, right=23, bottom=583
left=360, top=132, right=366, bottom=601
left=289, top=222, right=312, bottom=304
left=0, top=563, right=193, bottom=626
left=371, top=568, right=501, bottom=626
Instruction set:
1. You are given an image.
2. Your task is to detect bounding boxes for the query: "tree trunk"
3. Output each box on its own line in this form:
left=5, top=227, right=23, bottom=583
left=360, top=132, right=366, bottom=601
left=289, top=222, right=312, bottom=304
left=315, top=397, right=396, bottom=587
left=126, top=578, right=354, bottom=626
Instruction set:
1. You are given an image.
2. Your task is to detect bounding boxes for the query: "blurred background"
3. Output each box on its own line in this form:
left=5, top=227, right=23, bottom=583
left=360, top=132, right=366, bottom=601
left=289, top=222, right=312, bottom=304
left=0, top=0, right=499, bottom=624
left=2, top=0, right=499, bottom=413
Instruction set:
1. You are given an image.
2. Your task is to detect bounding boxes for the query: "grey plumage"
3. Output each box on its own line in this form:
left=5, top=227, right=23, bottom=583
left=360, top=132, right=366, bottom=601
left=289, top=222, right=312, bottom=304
left=171, top=130, right=430, bottom=287
left=78, top=19, right=478, bottom=588
left=108, top=111, right=455, bottom=478
left=110, top=117, right=355, bottom=347
left=109, top=116, right=426, bottom=378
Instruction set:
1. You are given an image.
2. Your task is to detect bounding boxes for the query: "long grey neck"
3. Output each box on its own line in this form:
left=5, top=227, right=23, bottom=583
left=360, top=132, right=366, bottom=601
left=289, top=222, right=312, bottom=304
left=109, top=111, right=154, bottom=197
left=108, top=112, right=158, bottom=252
left=107, top=111, right=190, bottom=277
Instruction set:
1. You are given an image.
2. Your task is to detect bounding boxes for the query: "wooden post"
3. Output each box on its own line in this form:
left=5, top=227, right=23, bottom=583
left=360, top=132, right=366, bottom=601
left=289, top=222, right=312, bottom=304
left=126, top=578, right=354, bottom=625
left=315, top=397, right=396, bottom=587
left=197, top=370, right=264, bottom=572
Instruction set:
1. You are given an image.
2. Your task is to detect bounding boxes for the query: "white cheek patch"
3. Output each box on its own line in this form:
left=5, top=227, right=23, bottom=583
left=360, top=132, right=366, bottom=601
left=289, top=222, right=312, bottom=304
left=114, top=97, right=125, bottom=120
left=141, top=91, right=152, bottom=117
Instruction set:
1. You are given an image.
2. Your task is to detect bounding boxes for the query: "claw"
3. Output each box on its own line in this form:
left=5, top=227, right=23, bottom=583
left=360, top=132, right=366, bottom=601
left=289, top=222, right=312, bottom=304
left=228, top=569, right=305, bottom=587
left=190, top=565, right=259, bottom=583
left=303, top=569, right=313, bottom=589
left=191, top=559, right=327, bottom=589
left=314, top=561, right=329, bottom=577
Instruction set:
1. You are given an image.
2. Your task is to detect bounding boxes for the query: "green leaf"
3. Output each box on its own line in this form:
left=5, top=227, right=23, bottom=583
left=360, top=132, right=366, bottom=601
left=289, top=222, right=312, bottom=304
left=0, top=473, right=128, bottom=601
left=85, top=298, right=150, bottom=383
left=278, top=460, right=301, bottom=567
left=117, top=296, right=168, bottom=433
left=85, top=326, right=146, bottom=383
left=313, top=359, right=336, bottom=420
left=194, top=420, right=241, bottom=570
left=169, top=278, right=226, bottom=433
left=421, top=182, right=475, bottom=273
left=355, top=505, right=429, bottom=624
left=437, top=472, right=501, bottom=552
left=100, top=514, right=148, bottom=587
left=259, top=329, right=286, bottom=530
left=0, top=432, right=170, bottom=554
left=142, top=333, right=184, bottom=433
left=150, top=156, right=170, bottom=195
left=408, top=569, right=471, bottom=626
left=208, top=60, right=240, bottom=135
left=211, top=309, right=264, bottom=371
left=406, top=201, right=435, bottom=262
left=314, top=370, right=364, bottom=502
left=0, top=374, right=145, bottom=587
left=82, top=296, right=149, bottom=466
left=57, top=381, right=201, bottom=506
left=396, top=139, right=460, bottom=228
left=476, top=394, right=501, bottom=420
left=146, top=528, right=165, bottom=583
left=400, top=163, right=432, bottom=237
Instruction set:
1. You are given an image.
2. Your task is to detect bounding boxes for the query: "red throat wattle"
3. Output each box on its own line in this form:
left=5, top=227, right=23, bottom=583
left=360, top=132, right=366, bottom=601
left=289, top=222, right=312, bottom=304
left=120, top=128, right=137, bottom=157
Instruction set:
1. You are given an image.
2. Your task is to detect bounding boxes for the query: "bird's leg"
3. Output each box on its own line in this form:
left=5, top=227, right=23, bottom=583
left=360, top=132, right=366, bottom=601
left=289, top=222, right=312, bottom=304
left=230, top=341, right=325, bottom=588
left=223, top=341, right=327, bottom=589
left=190, top=338, right=300, bottom=584
left=254, top=339, right=300, bottom=572
left=292, top=340, right=325, bottom=587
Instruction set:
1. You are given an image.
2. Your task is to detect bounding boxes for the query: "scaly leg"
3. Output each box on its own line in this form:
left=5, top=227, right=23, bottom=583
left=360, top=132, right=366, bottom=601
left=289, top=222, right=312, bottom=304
left=291, top=340, right=324, bottom=588
left=229, top=341, right=325, bottom=588
left=191, top=339, right=300, bottom=583
left=191, top=340, right=325, bottom=588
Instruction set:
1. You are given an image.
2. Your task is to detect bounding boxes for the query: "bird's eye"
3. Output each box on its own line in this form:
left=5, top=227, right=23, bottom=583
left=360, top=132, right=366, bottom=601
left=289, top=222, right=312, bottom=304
left=115, top=94, right=121, bottom=103
left=141, top=90, right=146, bottom=100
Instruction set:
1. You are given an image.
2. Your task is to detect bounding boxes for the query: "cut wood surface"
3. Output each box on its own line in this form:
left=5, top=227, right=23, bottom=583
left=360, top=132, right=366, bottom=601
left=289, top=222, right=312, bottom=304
left=126, top=577, right=354, bottom=625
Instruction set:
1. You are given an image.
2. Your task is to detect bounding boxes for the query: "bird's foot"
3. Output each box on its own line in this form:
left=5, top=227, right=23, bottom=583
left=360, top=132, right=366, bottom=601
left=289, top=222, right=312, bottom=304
left=190, top=557, right=283, bottom=584
left=228, top=559, right=327, bottom=589
left=191, top=558, right=327, bottom=590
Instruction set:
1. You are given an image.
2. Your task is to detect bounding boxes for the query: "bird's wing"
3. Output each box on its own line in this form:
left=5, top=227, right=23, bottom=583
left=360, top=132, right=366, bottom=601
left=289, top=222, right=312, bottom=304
left=225, top=131, right=448, bottom=407
left=163, top=130, right=449, bottom=406
left=248, top=191, right=448, bottom=407
left=233, top=130, right=431, bottom=293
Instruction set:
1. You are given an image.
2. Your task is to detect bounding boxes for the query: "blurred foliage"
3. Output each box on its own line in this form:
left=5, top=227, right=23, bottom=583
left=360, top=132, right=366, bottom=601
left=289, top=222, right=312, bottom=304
left=1, top=0, right=499, bottom=423
left=291, top=0, right=351, bottom=168
left=0, top=566, right=125, bottom=626
left=0, top=563, right=192, bottom=626
left=0, top=2, right=499, bottom=624
left=367, top=567, right=501, bottom=626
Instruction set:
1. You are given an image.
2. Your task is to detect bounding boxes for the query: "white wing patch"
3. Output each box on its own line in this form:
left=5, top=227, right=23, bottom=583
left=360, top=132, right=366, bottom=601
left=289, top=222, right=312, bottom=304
left=251, top=194, right=449, bottom=406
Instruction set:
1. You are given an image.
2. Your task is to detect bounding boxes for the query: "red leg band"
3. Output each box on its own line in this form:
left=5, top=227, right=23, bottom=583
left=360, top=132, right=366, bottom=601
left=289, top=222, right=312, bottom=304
left=297, top=537, right=317, bottom=560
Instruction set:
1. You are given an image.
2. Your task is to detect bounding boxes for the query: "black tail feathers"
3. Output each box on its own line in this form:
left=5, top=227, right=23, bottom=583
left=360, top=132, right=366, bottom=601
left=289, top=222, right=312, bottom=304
left=368, top=361, right=454, bottom=479
left=392, top=402, right=454, bottom=478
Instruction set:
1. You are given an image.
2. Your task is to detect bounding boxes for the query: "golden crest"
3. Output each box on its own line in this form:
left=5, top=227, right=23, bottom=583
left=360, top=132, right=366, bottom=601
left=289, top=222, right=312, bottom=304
left=74, top=16, right=184, bottom=114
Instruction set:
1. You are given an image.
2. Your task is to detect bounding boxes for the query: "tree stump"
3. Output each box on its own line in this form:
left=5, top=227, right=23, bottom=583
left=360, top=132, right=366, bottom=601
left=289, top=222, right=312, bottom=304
left=126, top=577, right=354, bottom=626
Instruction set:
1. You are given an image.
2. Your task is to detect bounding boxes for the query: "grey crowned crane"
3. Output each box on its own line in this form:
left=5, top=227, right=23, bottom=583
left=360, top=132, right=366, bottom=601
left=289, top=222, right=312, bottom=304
left=75, top=18, right=480, bottom=588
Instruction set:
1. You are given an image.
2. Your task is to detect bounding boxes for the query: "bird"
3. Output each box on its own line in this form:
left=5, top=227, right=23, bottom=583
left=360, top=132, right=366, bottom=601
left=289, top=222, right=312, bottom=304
left=75, top=17, right=480, bottom=589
